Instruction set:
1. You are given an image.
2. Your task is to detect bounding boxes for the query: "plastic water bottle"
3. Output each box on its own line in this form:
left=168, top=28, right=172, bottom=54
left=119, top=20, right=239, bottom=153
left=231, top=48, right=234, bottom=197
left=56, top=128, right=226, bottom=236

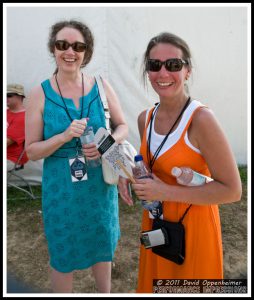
left=133, top=154, right=162, bottom=218
left=171, top=166, right=213, bottom=186
left=80, top=126, right=101, bottom=168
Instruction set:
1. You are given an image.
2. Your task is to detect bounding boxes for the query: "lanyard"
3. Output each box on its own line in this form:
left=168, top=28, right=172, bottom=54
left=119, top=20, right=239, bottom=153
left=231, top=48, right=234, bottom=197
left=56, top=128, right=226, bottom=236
left=55, top=73, right=85, bottom=122
left=147, top=97, right=191, bottom=172
left=55, top=73, right=86, bottom=153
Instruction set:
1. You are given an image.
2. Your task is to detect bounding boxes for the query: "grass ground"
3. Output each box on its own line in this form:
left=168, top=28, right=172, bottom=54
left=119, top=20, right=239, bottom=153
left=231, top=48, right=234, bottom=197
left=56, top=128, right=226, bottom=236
left=6, top=167, right=247, bottom=293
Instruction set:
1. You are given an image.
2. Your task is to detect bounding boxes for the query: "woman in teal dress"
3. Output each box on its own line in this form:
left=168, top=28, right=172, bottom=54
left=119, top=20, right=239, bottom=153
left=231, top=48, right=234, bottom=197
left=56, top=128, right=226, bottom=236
left=25, top=20, right=128, bottom=293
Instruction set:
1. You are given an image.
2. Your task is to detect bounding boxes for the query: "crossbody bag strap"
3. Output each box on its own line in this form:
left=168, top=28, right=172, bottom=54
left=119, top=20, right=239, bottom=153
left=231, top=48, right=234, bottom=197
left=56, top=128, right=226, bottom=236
left=179, top=204, right=192, bottom=223
left=94, top=75, right=111, bottom=133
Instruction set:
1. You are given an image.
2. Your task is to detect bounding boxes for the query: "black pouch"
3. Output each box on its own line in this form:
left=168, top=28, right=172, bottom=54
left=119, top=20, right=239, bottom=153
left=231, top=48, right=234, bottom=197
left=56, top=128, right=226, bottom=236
left=152, top=218, right=185, bottom=264
left=151, top=204, right=192, bottom=265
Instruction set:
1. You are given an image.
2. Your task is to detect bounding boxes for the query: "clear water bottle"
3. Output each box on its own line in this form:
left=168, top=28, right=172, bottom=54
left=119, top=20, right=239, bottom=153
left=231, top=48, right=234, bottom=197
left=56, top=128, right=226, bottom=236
left=133, top=154, right=162, bottom=218
left=171, top=166, right=213, bottom=186
left=80, top=126, right=101, bottom=168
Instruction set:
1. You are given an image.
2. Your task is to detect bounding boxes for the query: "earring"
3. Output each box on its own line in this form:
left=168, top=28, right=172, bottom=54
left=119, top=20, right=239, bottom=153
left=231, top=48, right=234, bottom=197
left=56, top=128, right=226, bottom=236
left=185, top=71, right=191, bottom=80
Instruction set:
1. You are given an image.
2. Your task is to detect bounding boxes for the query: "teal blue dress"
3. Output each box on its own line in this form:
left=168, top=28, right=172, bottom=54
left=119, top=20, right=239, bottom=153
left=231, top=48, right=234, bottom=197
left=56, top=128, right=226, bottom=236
left=41, top=79, right=120, bottom=273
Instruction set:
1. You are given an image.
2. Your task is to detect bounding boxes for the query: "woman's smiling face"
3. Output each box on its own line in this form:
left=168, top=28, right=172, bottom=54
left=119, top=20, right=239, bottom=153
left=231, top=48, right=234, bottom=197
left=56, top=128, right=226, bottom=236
left=148, top=43, right=190, bottom=99
left=54, top=27, right=85, bottom=73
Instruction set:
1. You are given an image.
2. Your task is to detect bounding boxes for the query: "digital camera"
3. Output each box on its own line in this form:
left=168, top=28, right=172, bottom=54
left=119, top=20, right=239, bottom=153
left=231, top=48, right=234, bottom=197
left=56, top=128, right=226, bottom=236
left=140, top=227, right=169, bottom=249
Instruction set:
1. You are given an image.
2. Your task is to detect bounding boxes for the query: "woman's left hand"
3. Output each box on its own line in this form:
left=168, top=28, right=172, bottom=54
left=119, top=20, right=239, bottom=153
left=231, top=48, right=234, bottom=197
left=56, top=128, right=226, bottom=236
left=132, top=173, right=166, bottom=201
left=82, top=143, right=101, bottom=160
left=118, top=176, right=134, bottom=206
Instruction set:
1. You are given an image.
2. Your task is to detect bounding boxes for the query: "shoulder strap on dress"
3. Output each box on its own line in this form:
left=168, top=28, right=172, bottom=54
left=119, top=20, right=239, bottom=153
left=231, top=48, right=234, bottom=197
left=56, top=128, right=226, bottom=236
left=40, top=80, right=48, bottom=98
left=180, top=101, right=207, bottom=138
left=145, top=109, right=150, bottom=127
left=145, top=103, right=159, bottom=129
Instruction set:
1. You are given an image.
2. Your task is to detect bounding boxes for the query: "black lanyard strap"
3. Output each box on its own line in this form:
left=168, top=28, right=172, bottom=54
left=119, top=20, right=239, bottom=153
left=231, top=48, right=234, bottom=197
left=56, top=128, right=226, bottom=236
left=55, top=72, right=85, bottom=150
left=55, top=72, right=85, bottom=122
left=147, top=97, right=191, bottom=171
left=179, top=204, right=192, bottom=223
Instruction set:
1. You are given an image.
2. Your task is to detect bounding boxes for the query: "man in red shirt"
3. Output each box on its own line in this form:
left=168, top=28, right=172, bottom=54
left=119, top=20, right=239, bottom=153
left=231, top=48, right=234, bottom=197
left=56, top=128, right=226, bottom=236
left=7, top=84, right=29, bottom=171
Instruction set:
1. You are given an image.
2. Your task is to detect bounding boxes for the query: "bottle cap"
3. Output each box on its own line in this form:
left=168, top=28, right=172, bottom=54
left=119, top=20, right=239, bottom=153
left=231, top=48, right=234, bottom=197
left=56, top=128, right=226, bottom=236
left=171, top=167, right=182, bottom=177
left=81, top=118, right=88, bottom=126
left=134, top=154, right=143, bottom=162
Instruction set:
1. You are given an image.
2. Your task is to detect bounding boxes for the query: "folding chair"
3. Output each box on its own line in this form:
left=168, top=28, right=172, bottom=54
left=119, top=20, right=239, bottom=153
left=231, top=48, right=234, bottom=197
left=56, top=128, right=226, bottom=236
left=7, top=148, right=36, bottom=200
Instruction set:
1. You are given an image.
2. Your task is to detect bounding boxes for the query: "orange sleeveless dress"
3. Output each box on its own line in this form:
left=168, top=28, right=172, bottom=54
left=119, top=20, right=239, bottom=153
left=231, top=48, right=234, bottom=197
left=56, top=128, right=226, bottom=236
left=136, top=104, right=223, bottom=293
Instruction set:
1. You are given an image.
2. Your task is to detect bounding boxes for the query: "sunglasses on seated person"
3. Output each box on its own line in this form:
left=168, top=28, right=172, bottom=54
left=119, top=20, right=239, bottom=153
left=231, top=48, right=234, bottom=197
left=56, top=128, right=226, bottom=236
left=147, top=58, right=188, bottom=72
left=55, top=40, right=87, bottom=52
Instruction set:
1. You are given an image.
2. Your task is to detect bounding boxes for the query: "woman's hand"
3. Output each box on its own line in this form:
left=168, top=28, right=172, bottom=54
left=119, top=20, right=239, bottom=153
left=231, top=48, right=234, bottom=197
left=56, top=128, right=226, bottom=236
left=82, top=143, right=101, bottom=160
left=62, top=118, right=88, bottom=143
left=132, top=174, right=166, bottom=202
left=118, top=176, right=134, bottom=206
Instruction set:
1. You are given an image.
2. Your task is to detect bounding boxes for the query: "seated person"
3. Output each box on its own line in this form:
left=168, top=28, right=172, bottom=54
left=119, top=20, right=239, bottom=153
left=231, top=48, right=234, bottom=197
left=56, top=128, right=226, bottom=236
left=7, top=84, right=28, bottom=171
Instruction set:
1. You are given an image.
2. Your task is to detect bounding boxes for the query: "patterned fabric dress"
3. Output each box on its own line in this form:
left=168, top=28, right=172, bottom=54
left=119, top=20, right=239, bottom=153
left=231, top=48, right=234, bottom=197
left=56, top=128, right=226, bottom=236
left=41, top=79, right=120, bottom=273
left=137, top=100, right=223, bottom=292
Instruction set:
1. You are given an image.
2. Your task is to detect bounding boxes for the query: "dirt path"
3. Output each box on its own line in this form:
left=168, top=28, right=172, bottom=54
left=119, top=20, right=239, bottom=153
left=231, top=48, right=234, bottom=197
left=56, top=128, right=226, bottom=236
left=7, top=190, right=247, bottom=293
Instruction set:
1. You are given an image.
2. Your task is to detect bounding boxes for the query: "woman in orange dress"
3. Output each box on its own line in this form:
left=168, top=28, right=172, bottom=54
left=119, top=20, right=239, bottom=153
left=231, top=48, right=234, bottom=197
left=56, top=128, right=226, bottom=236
left=118, top=32, right=242, bottom=293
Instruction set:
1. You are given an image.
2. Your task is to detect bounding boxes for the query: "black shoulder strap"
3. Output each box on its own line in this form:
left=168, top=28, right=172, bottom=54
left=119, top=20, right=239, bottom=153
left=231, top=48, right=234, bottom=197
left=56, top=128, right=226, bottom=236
left=179, top=204, right=192, bottom=223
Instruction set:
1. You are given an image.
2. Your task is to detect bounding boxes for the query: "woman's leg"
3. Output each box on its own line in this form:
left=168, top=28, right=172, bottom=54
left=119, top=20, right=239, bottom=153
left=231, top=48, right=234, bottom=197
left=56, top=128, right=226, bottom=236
left=91, top=262, right=112, bottom=293
left=50, top=267, right=73, bottom=293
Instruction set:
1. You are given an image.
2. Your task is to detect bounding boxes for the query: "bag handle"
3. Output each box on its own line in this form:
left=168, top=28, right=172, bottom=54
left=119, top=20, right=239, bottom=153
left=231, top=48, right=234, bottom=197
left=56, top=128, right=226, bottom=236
left=94, top=75, right=111, bottom=133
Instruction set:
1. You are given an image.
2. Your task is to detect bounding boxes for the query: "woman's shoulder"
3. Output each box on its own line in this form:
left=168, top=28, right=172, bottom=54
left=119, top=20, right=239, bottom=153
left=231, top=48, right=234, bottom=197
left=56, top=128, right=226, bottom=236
left=191, top=100, right=216, bottom=128
left=28, top=77, right=54, bottom=98
left=138, top=108, right=153, bottom=130
left=97, top=76, right=113, bottom=94
left=28, top=85, right=44, bottom=98
left=26, top=83, right=46, bottom=109
left=138, top=109, right=147, bottom=123
left=28, top=85, right=43, bottom=98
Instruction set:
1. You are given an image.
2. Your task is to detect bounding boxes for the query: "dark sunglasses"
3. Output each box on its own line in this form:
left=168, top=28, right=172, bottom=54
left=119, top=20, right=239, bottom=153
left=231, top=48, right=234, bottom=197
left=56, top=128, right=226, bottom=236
left=147, top=58, right=188, bottom=72
left=7, top=93, right=17, bottom=98
left=55, top=40, right=87, bottom=52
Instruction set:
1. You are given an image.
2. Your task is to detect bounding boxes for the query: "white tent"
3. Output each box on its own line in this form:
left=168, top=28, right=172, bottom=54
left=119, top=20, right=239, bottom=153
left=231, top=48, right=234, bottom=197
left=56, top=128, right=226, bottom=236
left=5, top=4, right=249, bottom=184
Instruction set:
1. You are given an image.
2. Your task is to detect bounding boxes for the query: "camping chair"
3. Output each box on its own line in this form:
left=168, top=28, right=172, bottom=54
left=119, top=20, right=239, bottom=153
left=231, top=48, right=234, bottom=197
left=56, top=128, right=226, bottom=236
left=7, top=147, right=36, bottom=200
